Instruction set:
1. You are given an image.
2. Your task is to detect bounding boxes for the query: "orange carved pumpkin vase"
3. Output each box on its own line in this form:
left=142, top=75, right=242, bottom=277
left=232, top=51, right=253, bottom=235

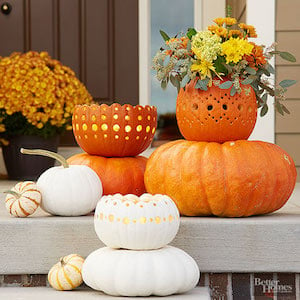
left=145, top=140, right=297, bottom=217
left=68, top=153, right=147, bottom=196
left=72, top=103, right=157, bottom=157
left=176, top=80, right=257, bottom=142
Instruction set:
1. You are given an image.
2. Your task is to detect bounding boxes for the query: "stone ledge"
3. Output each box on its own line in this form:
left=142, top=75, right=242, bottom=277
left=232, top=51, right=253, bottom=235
left=0, top=287, right=210, bottom=300
left=0, top=181, right=299, bottom=274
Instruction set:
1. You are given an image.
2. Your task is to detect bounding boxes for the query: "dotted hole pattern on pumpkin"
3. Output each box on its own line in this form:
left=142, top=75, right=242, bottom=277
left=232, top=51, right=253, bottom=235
left=96, top=213, right=178, bottom=224
left=183, top=91, right=256, bottom=127
left=73, top=105, right=157, bottom=141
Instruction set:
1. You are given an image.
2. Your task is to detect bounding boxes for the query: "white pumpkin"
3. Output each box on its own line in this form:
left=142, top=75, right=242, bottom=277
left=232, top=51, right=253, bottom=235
left=82, top=246, right=200, bottom=296
left=4, top=181, right=41, bottom=217
left=21, top=148, right=102, bottom=216
left=48, top=254, right=85, bottom=290
left=94, top=193, right=180, bottom=249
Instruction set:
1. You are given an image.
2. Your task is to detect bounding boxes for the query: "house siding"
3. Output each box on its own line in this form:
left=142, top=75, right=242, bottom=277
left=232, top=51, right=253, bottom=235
left=275, top=0, right=300, bottom=181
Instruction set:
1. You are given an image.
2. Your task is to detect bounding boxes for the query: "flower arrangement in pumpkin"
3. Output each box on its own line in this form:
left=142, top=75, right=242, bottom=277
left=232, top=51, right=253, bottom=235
left=0, top=51, right=92, bottom=145
left=153, top=16, right=297, bottom=117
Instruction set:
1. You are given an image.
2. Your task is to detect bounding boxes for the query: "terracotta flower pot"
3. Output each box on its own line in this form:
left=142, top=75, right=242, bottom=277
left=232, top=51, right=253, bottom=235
left=176, top=80, right=257, bottom=142
left=2, top=135, right=59, bottom=180
left=72, top=103, right=157, bottom=157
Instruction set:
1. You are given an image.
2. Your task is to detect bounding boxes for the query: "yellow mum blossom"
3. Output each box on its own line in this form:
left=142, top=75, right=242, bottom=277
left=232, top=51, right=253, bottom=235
left=0, top=51, right=92, bottom=133
left=224, top=17, right=237, bottom=26
left=192, top=30, right=222, bottom=63
left=221, top=38, right=254, bottom=63
left=191, top=60, right=217, bottom=80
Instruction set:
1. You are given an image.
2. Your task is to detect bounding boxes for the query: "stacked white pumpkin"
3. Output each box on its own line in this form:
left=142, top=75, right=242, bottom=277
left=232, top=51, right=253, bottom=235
left=82, top=193, right=200, bottom=297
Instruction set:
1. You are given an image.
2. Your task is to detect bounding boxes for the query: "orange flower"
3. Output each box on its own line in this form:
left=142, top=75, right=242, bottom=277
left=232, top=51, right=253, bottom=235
left=165, top=50, right=173, bottom=56
left=224, top=17, right=237, bottom=26
left=228, top=30, right=243, bottom=38
left=180, top=36, right=189, bottom=48
left=166, top=37, right=179, bottom=45
left=166, top=37, right=189, bottom=49
left=213, top=18, right=225, bottom=26
left=208, top=25, right=228, bottom=37
left=239, top=23, right=257, bottom=38
left=248, top=28, right=257, bottom=38
left=238, top=23, right=248, bottom=30
left=243, top=43, right=267, bottom=69
left=215, top=26, right=228, bottom=37
left=208, top=25, right=218, bottom=33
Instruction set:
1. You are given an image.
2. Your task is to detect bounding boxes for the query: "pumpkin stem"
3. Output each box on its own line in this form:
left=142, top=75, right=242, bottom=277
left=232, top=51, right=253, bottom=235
left=3, top=190, right=22, bottom=198
left=20, top=148, right=69, bottom=168
left=60, top=257, right=66, bottom=267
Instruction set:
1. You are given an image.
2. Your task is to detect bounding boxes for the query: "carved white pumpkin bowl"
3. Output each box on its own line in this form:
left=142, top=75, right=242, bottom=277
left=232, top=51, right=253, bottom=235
left=94, top=193, right=180, bottom=250
left=82, top=246, right=200, bottom=297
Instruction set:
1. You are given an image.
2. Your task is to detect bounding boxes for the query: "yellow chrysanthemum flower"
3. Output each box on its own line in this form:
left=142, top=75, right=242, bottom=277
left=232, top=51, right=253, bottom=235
left=191, top=60, right=216, bottom=80
left=221, top=38, right=254, bottom=63
left=0, top=51, right=92, bottom=133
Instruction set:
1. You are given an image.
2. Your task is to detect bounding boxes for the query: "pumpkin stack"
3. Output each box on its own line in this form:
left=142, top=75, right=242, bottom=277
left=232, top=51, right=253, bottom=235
left=69, top=103, right=157, bottom=196
left=82, top=193, right=200, bottom=296
left=144, top=81, right=297, bottom=217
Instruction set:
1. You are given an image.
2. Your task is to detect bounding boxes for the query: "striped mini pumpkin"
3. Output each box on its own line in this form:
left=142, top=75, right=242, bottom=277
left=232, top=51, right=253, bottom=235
left=48, top=254, right=85, bottom=291
left=5, top=181, right=41, bottom=217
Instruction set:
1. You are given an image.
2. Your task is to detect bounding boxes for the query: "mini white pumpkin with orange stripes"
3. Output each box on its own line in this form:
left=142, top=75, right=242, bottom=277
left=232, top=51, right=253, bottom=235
left=94, top=193, right=180, bottom=250
left=48, top=254, right=85, bottom=291
left=4, top=181, right=41, bottom=217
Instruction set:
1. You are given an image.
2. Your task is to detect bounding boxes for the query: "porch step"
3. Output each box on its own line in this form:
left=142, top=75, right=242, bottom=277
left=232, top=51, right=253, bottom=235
left=0, top=181, right=300, bottom=274
left=0, top=287, right=210, bottom=300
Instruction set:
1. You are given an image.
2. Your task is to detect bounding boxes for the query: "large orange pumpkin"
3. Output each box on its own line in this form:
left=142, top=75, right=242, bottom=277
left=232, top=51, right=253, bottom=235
left=68, top=153, right=147, bottom=196
left=144, top=140, right=297, bottom=217
left=176, top=80, right=257, bottom=142
left=72, top=103, right=157, bottom=157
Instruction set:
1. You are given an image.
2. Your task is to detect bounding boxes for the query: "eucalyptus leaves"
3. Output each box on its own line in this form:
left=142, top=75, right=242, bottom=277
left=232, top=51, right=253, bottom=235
left=152, top=18, right=297, bottom=117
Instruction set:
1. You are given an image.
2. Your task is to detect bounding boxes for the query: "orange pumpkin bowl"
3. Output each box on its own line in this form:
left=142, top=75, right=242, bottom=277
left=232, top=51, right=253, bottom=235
left=176, top=80, right=257, bottom=142
left=72, top=103, right=157, bottom=157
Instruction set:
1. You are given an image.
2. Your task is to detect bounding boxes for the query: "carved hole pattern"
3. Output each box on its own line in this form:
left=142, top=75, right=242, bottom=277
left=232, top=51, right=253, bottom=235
left=187, top=92, right=255, bottom=125
left=73, top=107, right=157, bottom=141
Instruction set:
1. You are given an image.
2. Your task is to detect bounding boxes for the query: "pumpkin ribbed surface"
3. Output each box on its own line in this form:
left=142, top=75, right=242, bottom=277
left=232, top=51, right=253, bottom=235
left=5, top=181, right=41, bottom=217
left=94, top=193, right=180, bottom=250
left=67, top=153, right=147, bottom=196
left=144, top=140, right=297, bottom=217
left=82, top=246, right=199, bottom=296
left=48, top=254, right=84, bottom=290
left=176, top=81, right=257, bottom=142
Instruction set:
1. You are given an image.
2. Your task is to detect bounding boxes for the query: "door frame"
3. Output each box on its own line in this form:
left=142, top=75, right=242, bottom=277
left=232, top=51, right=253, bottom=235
left=247, top=0, right=275, bottom=143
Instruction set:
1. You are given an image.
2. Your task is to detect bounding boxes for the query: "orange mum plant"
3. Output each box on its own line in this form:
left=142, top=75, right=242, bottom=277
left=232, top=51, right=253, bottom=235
left=0, top=51, right=92, bottom=145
